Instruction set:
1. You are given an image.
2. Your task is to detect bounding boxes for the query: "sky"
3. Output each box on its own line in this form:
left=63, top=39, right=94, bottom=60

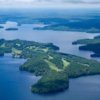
left=0, top=0, right=100, bottom=8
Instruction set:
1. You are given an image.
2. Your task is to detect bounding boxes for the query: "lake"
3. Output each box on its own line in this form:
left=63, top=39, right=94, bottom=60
left=0, top=21, right=100, bottom=100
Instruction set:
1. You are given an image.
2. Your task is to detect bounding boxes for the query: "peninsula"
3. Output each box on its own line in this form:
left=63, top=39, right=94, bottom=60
left=72, top=35, right=100, bottom=57
left=0, top=39, right=100, bottom=94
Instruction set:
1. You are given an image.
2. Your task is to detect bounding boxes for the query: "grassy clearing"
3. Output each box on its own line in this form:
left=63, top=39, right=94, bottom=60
left=0, top=43, right=5, bottom=48
left=42, top=48, right=48, bottom=52
left=48, top=55, right=53, bottom=60
left=16, top=43, right=21, bottom=46
left=77, top=62, right=89, bottom=67
left=12, top=48, right=22, bottom=55
left=62, top=58, right=70, bottom=69
left=44, top=59, right=62, bottom=72
left=27, top=46, right=49, bottom=53
left=29, top=46, right=36, bottom=49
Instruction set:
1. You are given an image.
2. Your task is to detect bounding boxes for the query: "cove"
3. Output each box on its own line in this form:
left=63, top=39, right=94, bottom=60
left=0, top=22, right=100, bottom=100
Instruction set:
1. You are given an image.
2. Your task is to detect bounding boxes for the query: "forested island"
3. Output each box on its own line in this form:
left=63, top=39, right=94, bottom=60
left=0, top=10, right=100, bottom=33
left=0, top=26, right=4, bottom=29
left=34, top=23, right=100, bottom=33
left=5, top=28, right=18, bottom=31
left=72, top=35, right=100, bottom=57
left=0, top=39, right=100, bottom=94
left=33, top=18, right=100, bottom=33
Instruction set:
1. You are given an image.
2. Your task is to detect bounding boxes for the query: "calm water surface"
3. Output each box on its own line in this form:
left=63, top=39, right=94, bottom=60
left=0, top=22, right=100, bottom=100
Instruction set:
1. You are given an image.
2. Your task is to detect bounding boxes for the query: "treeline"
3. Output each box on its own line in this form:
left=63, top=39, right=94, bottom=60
left=79, top=43, right=100, bottom=57
left=1, top=39, right=100, bottom=94
left=32, top=70, right=69, bottom=94
left=21, top=51, right=100, bottom=94
left=0, top=39, right=59, bottom=58
left=72, top=35, right=100, bottom=57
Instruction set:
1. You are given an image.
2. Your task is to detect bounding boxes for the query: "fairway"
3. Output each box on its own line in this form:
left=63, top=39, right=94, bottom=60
left=12, top=48, right=22, bottom=55
left=44, top=59, right=62, bottom=72
left=62, top=58, right=70, bottom=69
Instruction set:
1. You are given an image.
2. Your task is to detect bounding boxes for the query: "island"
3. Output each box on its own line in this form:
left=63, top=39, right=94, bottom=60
left=5, top=28, right=18, bottom=31
left=72, top=35, right=100, bottom=57
left=0, top=26, right=4, bottom=29
left=0, top=13, right=100, bottom=33
left=34, top=24, right=100, bottom=33
left=33, top=18, right=100, bottom=33
left=0, top=51, right=4, bottom=56
left=0, top=39, right=100, bottom=94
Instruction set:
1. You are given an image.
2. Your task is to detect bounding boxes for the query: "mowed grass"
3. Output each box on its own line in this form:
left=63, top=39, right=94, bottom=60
left=62, top=58, right=70, bottom=69
left=48, top=55, right=53, bottom=60
left=44, top=58, right=70, bottom=72
left=44, top=59, right=62, bottom=72
left=28, top=46, right=49, bottom=53
left=12, top=48, right=22, bottom=55
left=42, top=48, right=48, bottom=52
left=0, top=43, right=5, bottom=48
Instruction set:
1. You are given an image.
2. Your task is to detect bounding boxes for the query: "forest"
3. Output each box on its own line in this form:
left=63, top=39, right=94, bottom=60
left=0, top=39, right=100, bottom=94
left=72, top=35, right=100, bottom=57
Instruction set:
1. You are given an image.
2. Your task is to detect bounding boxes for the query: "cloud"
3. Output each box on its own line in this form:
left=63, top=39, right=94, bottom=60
left=32, top=0, right=100, bottom=4
left=0, top=0, right=100, bottom=8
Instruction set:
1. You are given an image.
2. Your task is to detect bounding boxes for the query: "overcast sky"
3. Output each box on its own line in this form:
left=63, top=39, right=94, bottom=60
left=0, top=0, right=100, bottom=8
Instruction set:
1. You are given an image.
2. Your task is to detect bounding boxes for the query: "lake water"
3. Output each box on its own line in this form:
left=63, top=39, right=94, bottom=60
left=0, top=22, right=100, bottom=100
